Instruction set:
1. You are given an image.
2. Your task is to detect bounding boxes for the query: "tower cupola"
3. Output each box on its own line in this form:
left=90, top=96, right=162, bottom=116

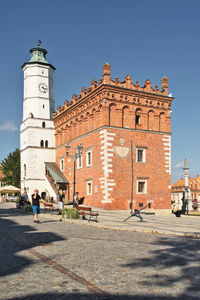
left=29, top=44, right=48, bottom=64
left=22, top=41, right=55, bottom=70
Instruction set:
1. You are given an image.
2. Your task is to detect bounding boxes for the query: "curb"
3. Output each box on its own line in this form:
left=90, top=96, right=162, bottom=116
left=39, top=213, right=200, bottom=239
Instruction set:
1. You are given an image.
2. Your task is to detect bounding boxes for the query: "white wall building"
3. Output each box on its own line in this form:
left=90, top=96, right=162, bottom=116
left=171, top=159, right=194, bottom=214
left=20, top=43, right=57, bottom=200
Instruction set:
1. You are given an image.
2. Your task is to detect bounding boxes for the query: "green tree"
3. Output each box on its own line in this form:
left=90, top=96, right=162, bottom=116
left=1, top=148, right=20, bottom=188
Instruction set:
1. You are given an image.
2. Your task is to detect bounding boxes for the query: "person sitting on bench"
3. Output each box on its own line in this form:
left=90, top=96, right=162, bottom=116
left=73, top=192, right=79, bottom=208
left=58, top=189, right=65, bottom=214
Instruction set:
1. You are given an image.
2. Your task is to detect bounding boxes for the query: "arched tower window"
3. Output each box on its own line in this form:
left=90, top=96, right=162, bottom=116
left=42, top=122, right=46, bottom=128
left=29, top=113, right=34, bottom=118
left=45, top=140, right=48, bottom=148
left=40, top=140, right=44, bottom=147
left=159, top=113, right=166, bottom=132
left=109, top=103, right=117, bottom=126
left=135, top=108, right=142, bottom=127
left=122, top=106, right=129, bottom=128
left=148, top=110, right=155, bottom=130
left=136, top=115, right=140, bottom=125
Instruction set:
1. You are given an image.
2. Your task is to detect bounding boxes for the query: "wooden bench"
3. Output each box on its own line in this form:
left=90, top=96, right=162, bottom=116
left=76, top=206, right=99, bottom=222
left=43, top=202, right=59, bottom=215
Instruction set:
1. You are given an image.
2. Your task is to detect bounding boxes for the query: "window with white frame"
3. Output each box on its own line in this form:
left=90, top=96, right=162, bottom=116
left=136, top=148, right=146, bottom=163
left=137, top=180, right=147, bottom=194
left=77, top=154, right=82, bottom=169
left=86, top=180, right=92, bottom=195
left=86, top=149, right=92, bottom=167
left=60, top=158, right=64, bottom=172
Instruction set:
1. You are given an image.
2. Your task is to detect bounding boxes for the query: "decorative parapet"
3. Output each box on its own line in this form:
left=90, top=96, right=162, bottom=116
left=53, top=64, right=171, bottom=118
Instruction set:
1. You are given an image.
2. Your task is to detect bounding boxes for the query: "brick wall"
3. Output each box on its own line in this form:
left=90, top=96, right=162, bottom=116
left=53, top=64, right=173, bottom=210
left=55, top=126, right=171, bottom=210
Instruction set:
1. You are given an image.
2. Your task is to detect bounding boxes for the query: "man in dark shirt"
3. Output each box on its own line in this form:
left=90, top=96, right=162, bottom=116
left=31, top=189, right=45, bottom=223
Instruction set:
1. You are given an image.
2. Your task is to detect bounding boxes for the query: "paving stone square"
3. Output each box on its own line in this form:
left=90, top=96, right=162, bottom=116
left=0, top=203, right=200, bottom=299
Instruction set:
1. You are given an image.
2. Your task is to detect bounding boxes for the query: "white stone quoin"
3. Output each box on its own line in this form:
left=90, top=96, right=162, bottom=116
left=99, top=129, right=116, bottom=203
left=20, top=44, right=56, bottom=200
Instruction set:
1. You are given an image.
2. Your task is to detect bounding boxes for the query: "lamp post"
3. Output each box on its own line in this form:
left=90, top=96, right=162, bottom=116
left=65, top=143, right=83, bottom=200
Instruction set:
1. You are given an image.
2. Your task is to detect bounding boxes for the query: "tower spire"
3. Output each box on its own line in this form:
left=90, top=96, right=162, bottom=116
left=37, top=40, right=42, bottom=48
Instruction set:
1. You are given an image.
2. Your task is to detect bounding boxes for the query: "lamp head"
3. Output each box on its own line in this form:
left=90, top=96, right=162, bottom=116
left=65, top=144, right=71, bottom=155
left=79, top=144, right=83, bottom=155
left=76, top=143, right=83, bottom=155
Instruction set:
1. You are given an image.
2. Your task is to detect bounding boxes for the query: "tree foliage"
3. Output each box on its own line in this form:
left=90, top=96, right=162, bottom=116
left=1, top=148, right=20, bottom=188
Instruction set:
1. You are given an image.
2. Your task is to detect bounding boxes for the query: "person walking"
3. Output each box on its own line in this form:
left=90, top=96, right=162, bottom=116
left=32, top=189, right=43, bottom=224
left=73, top=192, right=79, bottom=208
left=58, top=189, right=65, bottom=214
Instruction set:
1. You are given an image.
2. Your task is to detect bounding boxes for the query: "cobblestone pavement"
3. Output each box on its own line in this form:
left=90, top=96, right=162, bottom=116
left=0, top=203, right=200, bottom=300
left=58, top=206, right=200, bottom=237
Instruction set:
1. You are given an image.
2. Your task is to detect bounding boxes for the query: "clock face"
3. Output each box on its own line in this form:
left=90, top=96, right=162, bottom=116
left=38, top=83, right=48, bottom=93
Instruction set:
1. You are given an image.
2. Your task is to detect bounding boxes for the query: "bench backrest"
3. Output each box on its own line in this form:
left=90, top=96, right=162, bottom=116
left=44, top=203, right=53, bottom=207
left=77, top=206, right=91, bottom=212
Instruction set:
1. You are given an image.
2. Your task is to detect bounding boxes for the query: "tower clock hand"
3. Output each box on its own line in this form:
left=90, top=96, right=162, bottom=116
left=38, top=83, right=48, bottom=93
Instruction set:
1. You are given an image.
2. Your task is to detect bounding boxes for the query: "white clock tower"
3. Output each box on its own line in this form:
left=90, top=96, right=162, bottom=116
left=20, top=43, right=56, bottom=200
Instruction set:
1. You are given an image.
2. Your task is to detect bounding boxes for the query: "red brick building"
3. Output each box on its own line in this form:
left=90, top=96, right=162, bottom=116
left=53, top=64, right=173, bottom=211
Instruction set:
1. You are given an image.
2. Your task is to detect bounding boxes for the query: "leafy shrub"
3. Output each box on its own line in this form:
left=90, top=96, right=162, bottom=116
left=62, top=208, right=79, bottom=219
left=24, top=204, right=33, bottom=212
left=16, top=197, right=21, bottom=203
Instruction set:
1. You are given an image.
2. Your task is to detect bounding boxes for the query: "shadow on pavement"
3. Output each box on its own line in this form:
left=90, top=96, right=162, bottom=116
left=39, top=219, right=62, bottom=224
left=121, top=236, right=200, bottom=298
left=0, top=207, right=30, bottom=217
left=10, top=291, right=200, bottom=300
left=0, top=207, right=65, bottom=278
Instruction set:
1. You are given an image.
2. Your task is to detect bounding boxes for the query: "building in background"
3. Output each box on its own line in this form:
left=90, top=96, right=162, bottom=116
left=172, top=159, right=200, bottom=212
left=53, top=63, right=173, bottom=212
left=21, top=44, right=174, bottom=211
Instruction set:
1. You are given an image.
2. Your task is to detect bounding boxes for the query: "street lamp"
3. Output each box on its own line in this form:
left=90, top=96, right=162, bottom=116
left=65, top=143, right=83, bottom=200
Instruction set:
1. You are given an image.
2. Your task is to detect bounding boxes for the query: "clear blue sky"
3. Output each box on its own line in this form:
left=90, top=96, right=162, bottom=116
left=0, top=0, right=199, bottom=183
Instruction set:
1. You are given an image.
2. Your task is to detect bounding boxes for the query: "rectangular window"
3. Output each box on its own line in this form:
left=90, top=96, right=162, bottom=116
left=60, top=158, right=64, bottom=172
left=77, top=154, right=82, bottom=169
left=86, top=180, right=92, bottom=195
left=86, top=149, right=92, bottom=167
left=136, top=115, right=140, bottom=125
left=137, top=181, right=147, bottom=194
left=136, top=148, right=146, bottom=163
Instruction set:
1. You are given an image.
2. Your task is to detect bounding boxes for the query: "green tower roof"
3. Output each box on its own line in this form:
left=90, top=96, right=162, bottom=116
left=22, top=42, right=56, bottom=70
left=29, top=46, right=49, bottom=64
